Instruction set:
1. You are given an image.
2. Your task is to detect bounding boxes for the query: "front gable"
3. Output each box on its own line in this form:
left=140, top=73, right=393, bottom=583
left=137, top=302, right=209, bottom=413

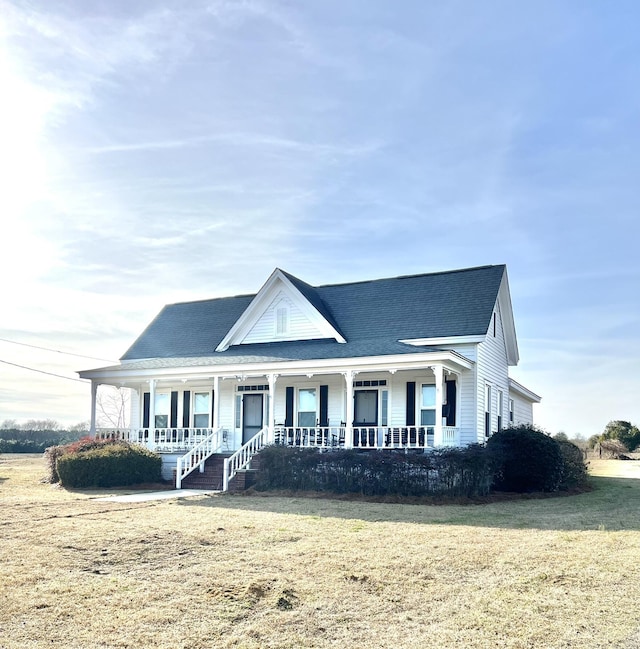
left=215, top=269, right=346, bottom=352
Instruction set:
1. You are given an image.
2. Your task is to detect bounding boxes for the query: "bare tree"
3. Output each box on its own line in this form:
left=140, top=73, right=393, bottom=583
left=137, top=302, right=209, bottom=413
left=22, top=419, right=60, bottom=431
left=96, top=386, right=131, bottom=428
left=69, top=421, right=90, bottom=434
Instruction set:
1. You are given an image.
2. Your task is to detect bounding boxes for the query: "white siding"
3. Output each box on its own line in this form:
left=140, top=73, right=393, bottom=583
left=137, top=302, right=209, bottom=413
left=130, top=389, right=140, bottom=428
left=509, top=392, right=534, bottom=426
left=241, top=291, right=324, bottom=344
left=438, top=344, right=477, bottom=445
left=475, top=301, right=510, bottom=443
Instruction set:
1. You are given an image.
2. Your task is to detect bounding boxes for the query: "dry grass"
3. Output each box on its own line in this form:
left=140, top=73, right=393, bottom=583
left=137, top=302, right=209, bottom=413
left=2, top=454, right=640, bottom=649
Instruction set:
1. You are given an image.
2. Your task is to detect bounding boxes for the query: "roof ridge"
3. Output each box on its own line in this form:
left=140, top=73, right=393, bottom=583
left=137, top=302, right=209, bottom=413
left=316, top=264, right=505, bottom=290
left=160, top=265, right=505, bottom=307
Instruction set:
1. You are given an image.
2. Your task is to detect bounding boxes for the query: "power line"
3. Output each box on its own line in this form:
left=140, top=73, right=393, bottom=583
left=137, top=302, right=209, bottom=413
left=0, top=337, right=116, bottom=363
left=0, top=358, right=89, bottom=383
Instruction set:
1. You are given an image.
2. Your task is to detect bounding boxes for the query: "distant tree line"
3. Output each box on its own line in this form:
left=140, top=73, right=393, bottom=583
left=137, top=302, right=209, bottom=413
left=0, top=420, right=89, bottom=453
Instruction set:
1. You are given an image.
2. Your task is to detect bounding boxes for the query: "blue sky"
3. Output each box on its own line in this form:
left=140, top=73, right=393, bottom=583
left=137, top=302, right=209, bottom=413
left=0, top=0, right=638, bottom=436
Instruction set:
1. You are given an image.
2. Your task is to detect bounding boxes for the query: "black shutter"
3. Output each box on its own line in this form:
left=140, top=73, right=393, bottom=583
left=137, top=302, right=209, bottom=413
left=182, top=391, right=190, bottom=427
left=445, top=380, right=457, bottom=427
left=170, top=391, right=178, bottom=428
left=319, top=385, right=329, bottom=427
left=211, top=390, right=215, bottom=427
left=143, top=392, right=150, bottom=428
left=406, top=382, right=416, bottom=426
left=285, top=386, right=294, bottom=427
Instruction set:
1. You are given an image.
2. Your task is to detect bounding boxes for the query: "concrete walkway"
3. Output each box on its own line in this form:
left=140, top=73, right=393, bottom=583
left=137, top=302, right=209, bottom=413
left=96, top=489, right=219, bottom=503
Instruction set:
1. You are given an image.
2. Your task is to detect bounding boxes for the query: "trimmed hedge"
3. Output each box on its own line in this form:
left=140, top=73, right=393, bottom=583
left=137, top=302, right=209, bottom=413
left=487, top=425, right=564, bottom=492
left=255, top=444, right=494, bottom=498
left=56, top=443, right=162, bottom=488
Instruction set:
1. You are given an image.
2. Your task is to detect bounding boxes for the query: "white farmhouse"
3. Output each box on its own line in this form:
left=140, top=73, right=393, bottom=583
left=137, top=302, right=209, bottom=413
left=79, top=265, right=540, bottom=490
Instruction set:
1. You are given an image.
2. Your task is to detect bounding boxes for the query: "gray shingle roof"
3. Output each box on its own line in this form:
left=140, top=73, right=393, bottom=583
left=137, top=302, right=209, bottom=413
left=121, top=265, right=506, bottom=362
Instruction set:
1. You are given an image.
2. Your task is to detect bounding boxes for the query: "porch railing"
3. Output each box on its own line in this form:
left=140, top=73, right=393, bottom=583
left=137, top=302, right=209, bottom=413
left=223, top=427, right=269, bottom=492
left=175, top=427, right=224, bottom=489
left=273, top=425, right=460, bottom=449
left=96, top=427, right=220, bottom=451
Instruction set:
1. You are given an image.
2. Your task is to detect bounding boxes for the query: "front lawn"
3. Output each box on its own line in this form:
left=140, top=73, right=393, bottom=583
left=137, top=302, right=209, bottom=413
left=1, top=454, right=639, bottom=648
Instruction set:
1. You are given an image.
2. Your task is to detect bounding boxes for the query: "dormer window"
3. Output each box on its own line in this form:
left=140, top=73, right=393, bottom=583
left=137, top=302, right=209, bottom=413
left=276, top=306, right=289, bottom=336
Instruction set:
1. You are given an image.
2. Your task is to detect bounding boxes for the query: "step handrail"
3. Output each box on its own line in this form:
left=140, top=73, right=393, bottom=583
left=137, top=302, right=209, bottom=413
left=223, top=427, right=268, bottom=492
left=175, top=427, right=224, bottom=489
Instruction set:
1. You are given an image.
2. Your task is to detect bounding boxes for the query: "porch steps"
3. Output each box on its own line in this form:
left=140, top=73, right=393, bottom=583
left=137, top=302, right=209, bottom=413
left=178, top=453, right=261, bottom=493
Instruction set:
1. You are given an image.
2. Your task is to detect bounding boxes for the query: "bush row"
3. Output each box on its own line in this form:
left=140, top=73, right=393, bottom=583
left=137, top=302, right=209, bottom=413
left=257, top=444, right=495, bottom=497
left=255, top=425, right=589, bottom=497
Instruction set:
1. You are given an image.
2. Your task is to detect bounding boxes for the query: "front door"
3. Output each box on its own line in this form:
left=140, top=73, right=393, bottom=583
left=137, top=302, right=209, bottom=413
left=354, top=390, right=378, bottom=426
left=242, top=393, right=264, bottom=444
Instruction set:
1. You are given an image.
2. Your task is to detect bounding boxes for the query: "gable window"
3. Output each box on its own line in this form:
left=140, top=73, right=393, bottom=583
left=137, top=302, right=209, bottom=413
left=298, top=388, right=317, bottom=426
left=420, top=384, right=436, bottom=430
left=154, top=393, right=169, bottom=429
left=276, top=306, right=289, bottom=336
left=193, top=392, right=210, bottom=429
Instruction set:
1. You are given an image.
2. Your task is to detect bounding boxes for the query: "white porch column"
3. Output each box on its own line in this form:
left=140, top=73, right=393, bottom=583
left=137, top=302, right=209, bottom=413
left=433, top=365, right=444, bottom=447
left=213, top=376, right=220, bottom=430
left=148, top=379, right=156, bottom=449
left=89, top=380, right=98, bottom=437
left=343, top=370, right=355, bottom=449
left=267, top=373, right=277, bottom=443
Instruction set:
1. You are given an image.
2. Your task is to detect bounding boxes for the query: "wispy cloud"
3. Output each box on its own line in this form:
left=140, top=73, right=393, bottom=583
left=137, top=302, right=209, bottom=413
left=83, top=132, right=382, bottom=156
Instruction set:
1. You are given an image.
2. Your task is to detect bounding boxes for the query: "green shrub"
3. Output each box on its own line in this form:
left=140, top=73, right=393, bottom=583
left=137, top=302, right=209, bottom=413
left=43, top=437, right=124, bottom=483
left=557, top=440, right=589, bottom=490
left=487, top=425, right=563, bottom=492
left=56, top=443, right=162, bottom=488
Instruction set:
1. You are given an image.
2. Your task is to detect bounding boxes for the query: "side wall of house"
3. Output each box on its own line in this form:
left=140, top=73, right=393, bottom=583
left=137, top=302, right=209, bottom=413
left=475, top=300, right=510, bottom=443
left=509, top=392, right=534, bottom=426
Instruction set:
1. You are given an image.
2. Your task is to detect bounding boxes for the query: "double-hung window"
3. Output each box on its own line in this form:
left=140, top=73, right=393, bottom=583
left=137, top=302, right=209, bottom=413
left=154, top=393, right=169, bottom=429
left=193, top=392, right=210, bottom=429
left=298, top=388, right=317, bottom=427
left=484, top=384, right=492, bottom=437
left=420, top=384, right=436, bottom=430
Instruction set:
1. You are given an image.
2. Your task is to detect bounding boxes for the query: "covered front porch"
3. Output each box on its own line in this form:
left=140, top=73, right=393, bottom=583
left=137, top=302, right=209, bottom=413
left=91, top=352, right=472, bottom=452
